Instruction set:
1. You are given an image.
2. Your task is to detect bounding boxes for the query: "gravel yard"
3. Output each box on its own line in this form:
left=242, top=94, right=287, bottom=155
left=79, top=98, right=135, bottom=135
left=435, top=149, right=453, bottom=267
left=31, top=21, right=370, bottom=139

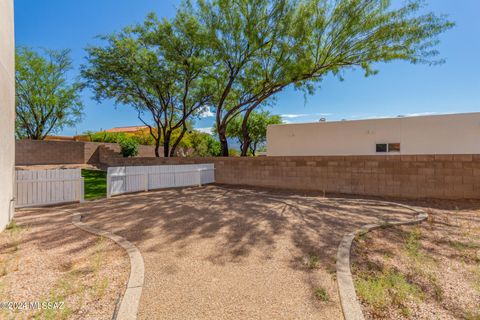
left=3, top=184, right=441, bottom=319
left=352, top=199, right=480, bottom=319
left=0, top=207, right=129, bottom=320
left=72, top=184, right=416, bottom=320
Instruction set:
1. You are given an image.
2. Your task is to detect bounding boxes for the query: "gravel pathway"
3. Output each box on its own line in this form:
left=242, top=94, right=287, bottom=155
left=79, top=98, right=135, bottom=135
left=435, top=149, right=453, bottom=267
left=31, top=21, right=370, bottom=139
left=75, top=185, right=416, bottom=320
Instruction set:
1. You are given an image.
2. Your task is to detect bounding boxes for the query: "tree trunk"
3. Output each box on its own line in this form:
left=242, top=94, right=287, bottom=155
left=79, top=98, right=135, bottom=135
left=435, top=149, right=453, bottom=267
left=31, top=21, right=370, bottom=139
left=163, top=130, right=171, bottom=157
left=169, top=126, right=187, bottom=157
left=240, top=108, right=254, bottom=157
left=154, top=139, right=161, bottom=157
left=220, top=137, right=229, bottom=156
left=217, top=124, right=229, bottom=156
left=250, top=142, right=257, bottom=157
left=240, top=139, right=250, bottom=157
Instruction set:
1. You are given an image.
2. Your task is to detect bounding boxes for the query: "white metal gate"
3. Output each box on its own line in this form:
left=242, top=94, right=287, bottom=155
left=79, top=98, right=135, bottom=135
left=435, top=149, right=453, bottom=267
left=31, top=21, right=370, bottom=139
left=107, top=164, right=215, bottom=197
left=15, top=169, right=84, bottom=208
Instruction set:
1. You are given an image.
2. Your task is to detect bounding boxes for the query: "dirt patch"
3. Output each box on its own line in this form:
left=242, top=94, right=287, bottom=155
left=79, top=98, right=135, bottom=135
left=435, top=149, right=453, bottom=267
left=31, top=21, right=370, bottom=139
left=0, top=207, right=129, bottom=319
left=352, top=200, right=480, bottom=319
left=74, top=185, right=416, bottom=319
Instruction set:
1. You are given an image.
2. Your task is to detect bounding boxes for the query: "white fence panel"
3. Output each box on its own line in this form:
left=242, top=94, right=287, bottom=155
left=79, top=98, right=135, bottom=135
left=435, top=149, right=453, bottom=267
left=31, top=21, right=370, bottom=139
left=147, top=165, right=176, bottom=190
left=15, top=169, right=84, bottom=208
left=126, top=166, right=148, bottom=193
left=107, top=164, right=215, bottom=197
left=107, top=166, right=127, bottom=196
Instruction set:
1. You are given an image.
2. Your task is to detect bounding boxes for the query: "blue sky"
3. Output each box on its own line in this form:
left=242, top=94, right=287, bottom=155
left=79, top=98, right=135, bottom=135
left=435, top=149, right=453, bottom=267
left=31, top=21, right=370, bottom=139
left=14, top=0, right=480, bottom=136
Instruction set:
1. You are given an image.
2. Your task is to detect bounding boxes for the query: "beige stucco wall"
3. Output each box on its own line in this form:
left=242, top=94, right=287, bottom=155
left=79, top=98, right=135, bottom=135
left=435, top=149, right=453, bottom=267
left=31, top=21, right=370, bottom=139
left=0, top=0, right=15, bottom=231
left=267, top=113, right=480, bottom=156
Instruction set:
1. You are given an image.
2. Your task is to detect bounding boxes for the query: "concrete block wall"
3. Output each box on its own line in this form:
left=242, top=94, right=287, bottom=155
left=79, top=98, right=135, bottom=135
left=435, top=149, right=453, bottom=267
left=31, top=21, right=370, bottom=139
left=0, top=0, right=15, bottom=231
left=16, top=140, right=86, bottom=165
left=99, top=154, right=480, bottom=199
left=15, top=140, right=158, bottom=165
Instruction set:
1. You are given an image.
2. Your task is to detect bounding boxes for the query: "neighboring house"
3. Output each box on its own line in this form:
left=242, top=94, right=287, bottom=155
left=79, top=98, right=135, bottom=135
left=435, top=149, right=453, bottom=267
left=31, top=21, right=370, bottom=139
left=104, top=125, right=149, bottom=133
left=267, top=112, right=480, bottom=156
left=0, top=0, right=15, bottom=231
left=45, top=135, right=90, bottom=142
left=45, top=135, right=76, bottom=141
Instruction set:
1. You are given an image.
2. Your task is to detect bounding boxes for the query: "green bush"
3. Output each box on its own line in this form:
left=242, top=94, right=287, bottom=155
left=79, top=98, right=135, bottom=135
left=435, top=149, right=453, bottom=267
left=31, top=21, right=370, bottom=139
left=119, top=138, right=139, bottom=157
left=184, top=131, right=221, bottom=157
left=87, top=131, right=155, bottom=146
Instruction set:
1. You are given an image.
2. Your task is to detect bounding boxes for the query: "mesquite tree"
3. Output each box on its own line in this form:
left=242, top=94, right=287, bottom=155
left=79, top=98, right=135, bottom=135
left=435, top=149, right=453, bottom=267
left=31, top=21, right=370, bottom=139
left=15, top=48, right=83, bottom=140
left=185, top=0, right=453, bottom=156
left=82, top=13, right=213, bottom=157
left=226, top=110, right=282, bottom=156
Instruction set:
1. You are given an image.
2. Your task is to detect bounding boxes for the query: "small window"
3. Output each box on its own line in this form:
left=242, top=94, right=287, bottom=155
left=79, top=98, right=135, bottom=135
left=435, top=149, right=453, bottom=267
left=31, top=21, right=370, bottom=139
left=388, top=143, right=401, bottom=152
left=376, top=143, right=387, bottom=152
left=376, top=143, right=401, bottom=153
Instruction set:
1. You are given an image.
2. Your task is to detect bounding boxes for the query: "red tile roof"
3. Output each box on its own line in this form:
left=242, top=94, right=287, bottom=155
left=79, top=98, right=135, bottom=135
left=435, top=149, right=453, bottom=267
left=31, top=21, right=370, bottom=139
left=104, top=126, right=149, bottom=133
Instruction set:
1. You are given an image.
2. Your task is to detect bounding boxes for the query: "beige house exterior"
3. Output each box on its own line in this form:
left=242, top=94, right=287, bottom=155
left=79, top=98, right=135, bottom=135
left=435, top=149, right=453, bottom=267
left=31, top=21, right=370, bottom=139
left=267, top=112, right=480, bottom=156
left=0, top=0, right=15, bottom=231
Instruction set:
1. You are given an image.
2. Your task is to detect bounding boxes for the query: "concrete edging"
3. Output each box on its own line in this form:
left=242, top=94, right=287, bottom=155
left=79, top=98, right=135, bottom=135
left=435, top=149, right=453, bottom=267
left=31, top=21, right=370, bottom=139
left=71, top=211, right=144, bottom=320
left=336, top=202, right=428, bottom=320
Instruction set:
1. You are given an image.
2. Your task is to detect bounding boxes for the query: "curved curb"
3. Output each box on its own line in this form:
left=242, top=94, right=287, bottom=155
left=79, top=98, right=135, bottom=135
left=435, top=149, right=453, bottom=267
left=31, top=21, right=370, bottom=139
left=71, top=211, right=144, bottom=320
left=336, top=202, right=428, bottom=320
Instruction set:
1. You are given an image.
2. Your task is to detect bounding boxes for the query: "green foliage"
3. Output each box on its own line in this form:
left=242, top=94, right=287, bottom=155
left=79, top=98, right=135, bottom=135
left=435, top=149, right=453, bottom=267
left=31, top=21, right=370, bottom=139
left=82, top=0, right=453, bottom=157
left=184, top=0, right=453, bottom=155
left=314, top=287, right=330, bottom=302
left=82, top=12, right=213, bottom=157
left=228, top=149, right=239, bottom=157
left=187, top=131, right=221, bottom=157
left=131, top=130, right=156, bottom=145
left=88, top=132, right=127, bottom=144
left=356, top=268, right=423, bottom=314
left=119, top=138, right=139, bottom=157
left=404, top=227, right=423, bottom=260
left=305, top=252, right=320, bottom=269
left=6, top=220, right=21, bottom=231
left=226, top=110, right=282, bottom=156
left=15, top=47, right=84, bottom=140
left=86, top=130, right=155, bottom=146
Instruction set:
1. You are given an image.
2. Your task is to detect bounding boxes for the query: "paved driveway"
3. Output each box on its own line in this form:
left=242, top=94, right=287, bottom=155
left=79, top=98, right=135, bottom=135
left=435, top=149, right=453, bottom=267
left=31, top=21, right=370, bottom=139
left=75, top=185, right=416, bottom=320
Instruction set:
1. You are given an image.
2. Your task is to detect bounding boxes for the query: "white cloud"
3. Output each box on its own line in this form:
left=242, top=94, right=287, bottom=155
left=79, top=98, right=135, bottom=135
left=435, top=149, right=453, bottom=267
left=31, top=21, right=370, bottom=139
left=195, top=127, right=213, bottom=135
left=403, top=112, right=438, bottom=117
left=199, top=106, right=214, bottom=118
left=348, top=112, right=444, bottom=120
left=280, top=113, right=331, bottom=119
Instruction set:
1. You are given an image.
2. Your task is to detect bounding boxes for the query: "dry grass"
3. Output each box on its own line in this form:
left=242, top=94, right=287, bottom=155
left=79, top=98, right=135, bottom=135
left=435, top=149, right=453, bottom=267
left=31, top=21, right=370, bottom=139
left=0, top=209, right=129, bottom=320
left=352, top=200, right=480, bottom=319
left=355, top=268, right=423, bottom=317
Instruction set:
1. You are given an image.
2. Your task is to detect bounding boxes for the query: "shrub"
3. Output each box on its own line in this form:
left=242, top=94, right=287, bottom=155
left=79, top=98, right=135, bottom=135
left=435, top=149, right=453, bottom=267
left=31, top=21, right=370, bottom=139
left=306, top=252, right=320, bottom=269
left=119, top=138, right=139, bottom=157
left=88, top=131, right=126, bottom=143
left=228, top=149, right=239, bottom=157
left=404, top=227, right=423, bottom=260
left=87, top=130, right=155, bottom=146
left=314, top=287, right=330, bottom=301
left=185, top=131, right=221, bottom=157
left=355, top=268, right=422, bottom=314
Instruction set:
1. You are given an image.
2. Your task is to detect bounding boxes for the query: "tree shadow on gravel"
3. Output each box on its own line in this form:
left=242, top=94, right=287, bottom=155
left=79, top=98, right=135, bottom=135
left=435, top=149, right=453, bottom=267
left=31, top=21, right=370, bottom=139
left=11, top=184, right=480, bottom=316
left=64, top=184, right=423, bottom=301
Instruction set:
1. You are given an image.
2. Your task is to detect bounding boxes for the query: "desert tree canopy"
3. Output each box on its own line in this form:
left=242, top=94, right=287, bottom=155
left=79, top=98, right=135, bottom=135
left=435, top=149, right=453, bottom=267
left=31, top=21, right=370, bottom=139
left=185, top=0, right=453, bottom=155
